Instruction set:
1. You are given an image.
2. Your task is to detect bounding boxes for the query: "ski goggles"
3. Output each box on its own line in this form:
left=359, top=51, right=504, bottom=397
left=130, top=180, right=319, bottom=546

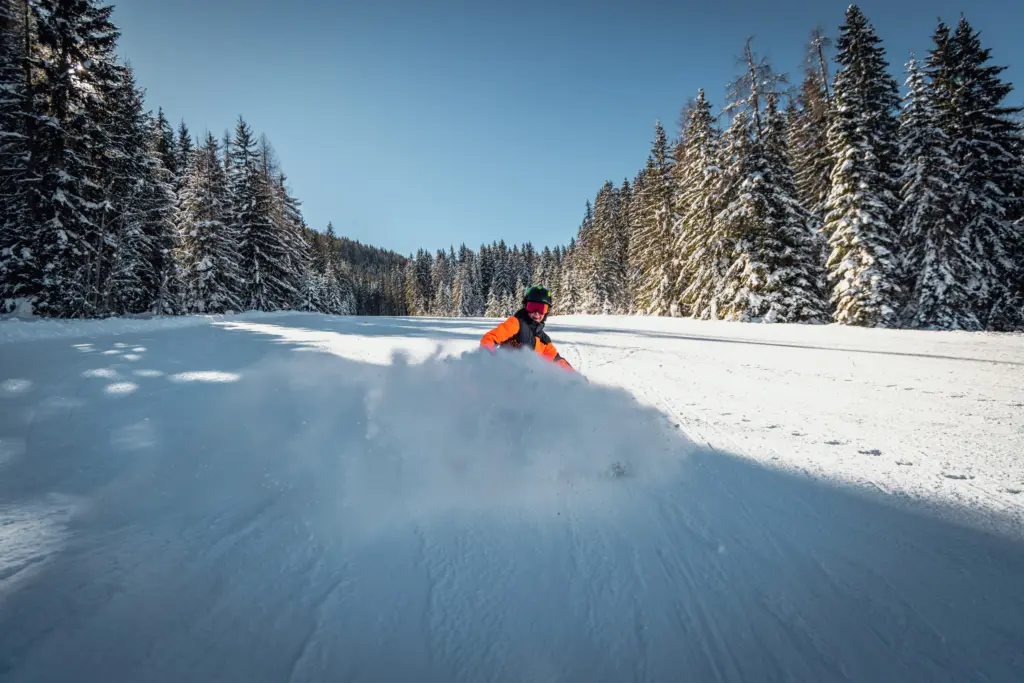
left=525, top=301, right=549, bottom=315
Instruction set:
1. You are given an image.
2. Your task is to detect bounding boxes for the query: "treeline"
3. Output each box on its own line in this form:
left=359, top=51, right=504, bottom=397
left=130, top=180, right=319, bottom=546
left=392, top=6, right=1024, bottom=330
left=0, top=0, right=399, bottom=318
left=2, top=2, right=1020, bottom=330
left=307, top=228, right=408, bottom=316
left=398, top=241, right=569, bottom=317
left=559, top=6, right=1024, bottom=330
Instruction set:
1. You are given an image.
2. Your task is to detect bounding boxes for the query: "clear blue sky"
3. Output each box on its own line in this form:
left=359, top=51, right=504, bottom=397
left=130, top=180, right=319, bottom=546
left=113, top=0, right=1022, bottom=257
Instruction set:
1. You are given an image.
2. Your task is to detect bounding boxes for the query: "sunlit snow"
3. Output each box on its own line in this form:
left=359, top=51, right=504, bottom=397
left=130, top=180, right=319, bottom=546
left=0, top=312, right=1022, bottom=683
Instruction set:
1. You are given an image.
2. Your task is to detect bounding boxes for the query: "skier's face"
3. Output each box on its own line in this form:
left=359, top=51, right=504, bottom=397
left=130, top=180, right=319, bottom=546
left=525, top=301, right=548, bottom=322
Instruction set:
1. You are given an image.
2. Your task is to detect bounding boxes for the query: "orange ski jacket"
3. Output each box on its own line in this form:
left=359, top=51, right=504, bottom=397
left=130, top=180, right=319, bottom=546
left=480, top=310, right=573, bottom=371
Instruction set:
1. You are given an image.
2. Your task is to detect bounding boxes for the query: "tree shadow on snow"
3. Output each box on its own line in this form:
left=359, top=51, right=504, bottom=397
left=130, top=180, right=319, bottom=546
left=0, top=316, right=1022, bottom=683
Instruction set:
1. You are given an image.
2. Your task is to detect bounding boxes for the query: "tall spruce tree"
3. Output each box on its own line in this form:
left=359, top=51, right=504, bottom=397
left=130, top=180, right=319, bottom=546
left=453, top=244, right=482, bottom=317
left=98, top=67, right=180, bottom=316
left=431, top=248, right=453, bottom=316
left=141, top=110, right=182, bottom=315
left=701, top=100, right=827, bottom=324
left=23, top=0, right=120, bottom=316
left=229, top=118, right=294, bottom=311
left=629, top=122, right=675, bottom=315
left=581, top=180, right=625, bottom=313
left=758, top=94, right=828, bottom=322
left=821, top=4, right=902, bottom=327
left=928, top=17, right=1023, bottom=329
left=674, top=89, right=723, bottom=318
left=230, top=118, right=272, bottom=310
left=789, top=29, right=835, bottom=259
left=95, top=62, right=149, bottom=315
left=681, top=98, right=752, bottom=320
left=176, top=121, right=193, bottom=190
left=559, top=237, right=581, bottom=314
left=897, top=54, right=977, bottom=329
left=403, top=256, right=420, bottom=315
left=617, top=178, right=634, bottom=314
left=177, top=132, right=242, bottom=313
left=267, top=168, right=312, bottom=310
left=0, top=0, right=29, bottom=309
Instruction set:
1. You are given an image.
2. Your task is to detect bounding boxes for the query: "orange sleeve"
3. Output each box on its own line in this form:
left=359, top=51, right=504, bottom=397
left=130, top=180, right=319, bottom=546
left=480, top=316, right=520, bottom=351
left=536, top=339, right=574, bottom=371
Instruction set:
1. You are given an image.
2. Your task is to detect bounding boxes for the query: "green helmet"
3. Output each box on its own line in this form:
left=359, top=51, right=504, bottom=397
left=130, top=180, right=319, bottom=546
left=524, top=285, right=552, bottom=306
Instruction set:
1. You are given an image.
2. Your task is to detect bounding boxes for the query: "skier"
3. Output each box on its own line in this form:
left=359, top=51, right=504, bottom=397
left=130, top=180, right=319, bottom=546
left=480, top=285, right=574, bottom=371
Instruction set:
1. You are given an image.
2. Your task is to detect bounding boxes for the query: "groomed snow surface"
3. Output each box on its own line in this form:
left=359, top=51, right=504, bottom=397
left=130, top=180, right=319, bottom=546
left=1, top=313, right=1023, bottom=682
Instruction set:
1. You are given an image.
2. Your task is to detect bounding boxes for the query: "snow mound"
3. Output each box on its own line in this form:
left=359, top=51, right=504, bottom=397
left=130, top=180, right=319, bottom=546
left=337, top=349, right=690, bottom=528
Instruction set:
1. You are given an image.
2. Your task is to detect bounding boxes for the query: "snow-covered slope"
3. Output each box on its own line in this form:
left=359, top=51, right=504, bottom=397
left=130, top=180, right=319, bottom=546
left=1, top=313, right=1022, bottom=682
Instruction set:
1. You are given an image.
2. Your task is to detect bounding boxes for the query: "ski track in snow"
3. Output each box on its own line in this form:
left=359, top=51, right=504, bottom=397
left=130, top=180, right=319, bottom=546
left=0, top=313, right=1023, bottom=682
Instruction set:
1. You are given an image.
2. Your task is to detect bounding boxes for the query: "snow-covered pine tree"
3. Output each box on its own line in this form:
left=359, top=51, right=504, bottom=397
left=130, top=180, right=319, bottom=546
left=447, top=245, right=459, bottom=312
left=546, top=245, right=562, bottom=311
left=297, top=266, right=323, bottom=313
left=623, top=170, right=645, bottom=314
left=821, top=4, right=903, bottom=327
left=629, top=122, right=676, bottom=315
left=565, top=203, right=592, bottom=313
left=22, top=0, right=120, bottom=317
left=87, top=61, right=142, bottom=315
left=505, top=276, right=525, bottom=315
left=573, top=196, right=600, bottom=314
left=314, top=221, right=345, bottom=315
left=484, top=282, right=504, bottom=318
left=449, top=246, right=465, bottom=317
left=177, top=133, right=242, bottom=313
left=1006, top=123, right=1024, bottom=329
left=615, top=178, right=633, bottom=314
left=403, top=257, right=420, bottom=315
left=674, top=89, right=723, bottom=318
left=152, top=108, right=178, bottom=182
left=533, top=247, right=550, bottom=297
left=229, top=118, right=291, bottom=311
left=221, top=129, right=232, bottom=177
left=476, top=243, right=493, bottom=303
left=334, top=259, right=357, bottom=315
left=682, top=106, right=748, bottom=320
left=0, top=0, right=31, bottom=310
left=141, top=110, right=183, bottom=315
left=468, top=248, right=485, bottom=316
left=709, top=111, right=764, bottom=321
left=520, top=242, right=535, bottom=287
left=268, top=170, right=311, bottom=311
left=509, top=244, right=529, bottom=298
left=101, top=72, right=181, bottom=316
left=788, top=29, right=834, bottom=261
left=431, top=248, right=453, bottom=316
left=452, top=244, right=479, bottom=317
left=487, top=240, right=514, bottom=312
left=928, top=17, right=1023, bottom=330
left=176, top=121, right=193, bottom=190
left=559, top=237, right=581, bottom=314
left=754, top=94, right=828, bottom=322
left=685, top=89, right=827, bottom=324
left=413, top=247, right=433, bottom=315
left=897, top=53, right=978, bottom=330
left=582, top=180, right=625, bottom=314
left=134, top=106, right=183, bottom=318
